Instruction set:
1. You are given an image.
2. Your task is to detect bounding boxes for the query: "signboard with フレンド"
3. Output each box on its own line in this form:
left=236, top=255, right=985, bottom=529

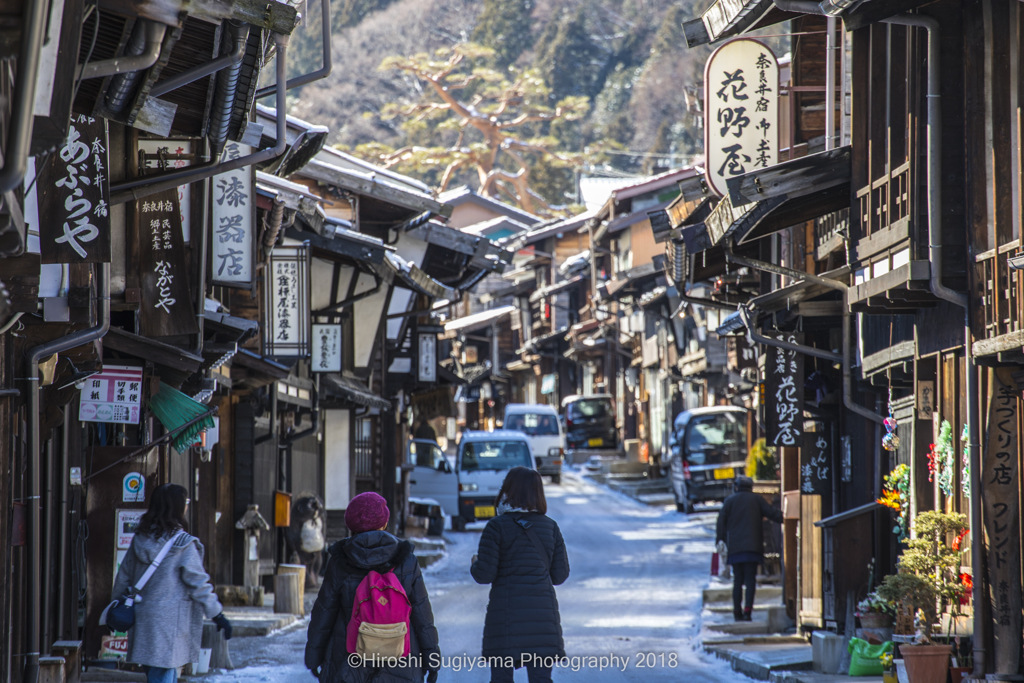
left=704, top=39, right=779, bottom=199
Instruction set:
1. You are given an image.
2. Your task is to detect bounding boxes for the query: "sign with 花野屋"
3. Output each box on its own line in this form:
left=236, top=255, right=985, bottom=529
left=137, top=189, right=198, bottom=337
left=211, top=142, right=256, bottom=287
left=37, top=114, right=111, bottom=263
left=704, top=39, right=779, bottom=198
left=79, top=365, right=144, bottom=424
left=264, top=244, right=310, bottom=357
left=312, top=324, right=342, bottom=372
left=763, top=332, right=803, bottom=449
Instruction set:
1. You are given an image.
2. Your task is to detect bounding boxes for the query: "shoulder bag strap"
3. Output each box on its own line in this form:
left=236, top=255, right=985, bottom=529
left=511, top=514, right=551, bottom=574
left=131, top=530, right=185, bottom=597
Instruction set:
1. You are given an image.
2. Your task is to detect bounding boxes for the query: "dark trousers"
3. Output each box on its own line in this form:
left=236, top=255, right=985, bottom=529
left=732, top=561, right=758, bottom=615
left=491, top=664, right=553, bottom=683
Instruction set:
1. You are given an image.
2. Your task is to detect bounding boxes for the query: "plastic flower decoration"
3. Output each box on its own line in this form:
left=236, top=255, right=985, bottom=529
left=961, top=424, right=971, bottom=498
left=959, top=573, right=973, bottom=606
left=877, top=464, right=911, bottom=539
left=952, top=528, right=969, bottom=552
left=935, top=420, right=955, bottom=497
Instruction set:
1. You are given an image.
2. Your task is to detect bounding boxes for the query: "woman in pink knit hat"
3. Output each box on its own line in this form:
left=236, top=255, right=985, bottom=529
left=305, top=492, right=441, bottom=683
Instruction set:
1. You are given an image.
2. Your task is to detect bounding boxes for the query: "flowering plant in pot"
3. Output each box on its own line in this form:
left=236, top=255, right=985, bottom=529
left=856, top=590, right=895, bottom=629
left=876, top=511, right=969, bottom=683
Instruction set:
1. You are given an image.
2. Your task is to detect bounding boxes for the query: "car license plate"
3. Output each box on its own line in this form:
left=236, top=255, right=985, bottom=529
left=474, top=506, right=496, bottom=518
left=588, top=437, right=603, bottom=447
left=714, top=467, right=735, bottom=480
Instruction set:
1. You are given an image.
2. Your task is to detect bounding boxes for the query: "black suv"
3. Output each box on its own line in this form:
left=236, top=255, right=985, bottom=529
left=561, top=394, right=617, bottom=450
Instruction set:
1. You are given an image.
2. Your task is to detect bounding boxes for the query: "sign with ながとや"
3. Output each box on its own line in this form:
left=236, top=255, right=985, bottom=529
left=704, top=39, right=778, bottom=198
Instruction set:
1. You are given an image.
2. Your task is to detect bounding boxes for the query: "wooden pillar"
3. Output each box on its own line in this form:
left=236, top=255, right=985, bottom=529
left=781, top=445, right=800, bottom=620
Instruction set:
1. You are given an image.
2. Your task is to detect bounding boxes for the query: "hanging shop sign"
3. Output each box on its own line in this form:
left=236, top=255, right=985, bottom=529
left=917, top=380, right=935, bottom=420
left=983, top=368, right=1022, bottom=674
left=727, top=335, right=758, bottom=371
left=801, top=430, right=830, bottom=495
left=37, top=113, right=111, bottom=263
left=210, top=142, right=256, bottom=288
left=763, top=332, right=803, bottom=449
left=116, top=509, right=144, bottom=548
left=137, top=189, right=199, bottom=337
left=541, top=373, right=557, bottom=395
left=418, top=332, right=437, bottom=383
left=79, top=365, right=144, bottom=424
left=264, top=244, right=311, bottom=357
left=138, top=139, right=193, bottom=241
left=312, top=324, right=342, bottom=372
left=704, top=39, right=778, bottom=198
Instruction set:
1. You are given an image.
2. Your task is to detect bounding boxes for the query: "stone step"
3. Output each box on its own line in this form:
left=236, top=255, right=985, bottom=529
left=417, top=551, right=445, bottom=568
left=706, top=603, right=780, bottom=614
left=410, top=537, right=446, bottom=553
left=704, top=584, right=783, bottom=604
left=705, top=643, right=813, bottom=681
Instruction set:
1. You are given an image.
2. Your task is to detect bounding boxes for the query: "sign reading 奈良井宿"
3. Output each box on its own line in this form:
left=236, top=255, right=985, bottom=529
left=704, top=39, right=779, bottom=198
left=37, top=114, right=111, bottom=263
left=764, top=332, right=803, bottom=449
left=264, top=245, right=311, bottom=357
left=137, top=189, right=198, bottom=337
left=211, top=143, right=256, bottom=287
left=312, top=324, right=342, bottom=372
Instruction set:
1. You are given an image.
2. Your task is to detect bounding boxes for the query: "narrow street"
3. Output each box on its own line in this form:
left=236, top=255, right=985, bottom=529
left=210, top=474, right=740, bottom=683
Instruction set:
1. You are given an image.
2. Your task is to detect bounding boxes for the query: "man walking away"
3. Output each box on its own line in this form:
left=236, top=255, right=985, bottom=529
left=716, top=476, right=784, bottom=621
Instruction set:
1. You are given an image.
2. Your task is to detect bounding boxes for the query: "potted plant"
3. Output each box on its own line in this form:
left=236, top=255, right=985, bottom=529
left=876, top=510, right=969, bottom=683
left=856, top=590, right=895, bottom=629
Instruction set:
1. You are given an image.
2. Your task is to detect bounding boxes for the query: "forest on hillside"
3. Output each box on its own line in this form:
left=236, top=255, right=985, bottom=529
left=282, top=0, right=712, bottom=210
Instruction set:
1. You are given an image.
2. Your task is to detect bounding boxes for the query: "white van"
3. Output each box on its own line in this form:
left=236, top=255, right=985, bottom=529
left=408, top=430, right=533, bottom=531
left=503, top=403, right=564, bottom=484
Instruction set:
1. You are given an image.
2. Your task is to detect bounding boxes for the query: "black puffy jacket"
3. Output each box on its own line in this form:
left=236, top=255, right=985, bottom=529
left=470, top=512, right=570, bottom=661
left=305, top=531, right=439, bottom=683
left=716, top=487, right=784, bottom=557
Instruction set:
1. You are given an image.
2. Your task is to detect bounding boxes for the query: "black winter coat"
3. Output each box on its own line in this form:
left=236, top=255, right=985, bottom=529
left=470, top=512, right=570, bottom=661
left=305, top=531, right=440, bottom=683
left=716, top=488, right=784, bottom=557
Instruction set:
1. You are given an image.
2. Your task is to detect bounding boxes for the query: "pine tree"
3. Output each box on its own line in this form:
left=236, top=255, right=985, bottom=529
left=472, top=0, right=535, bottom=68
left=536, top=7, right=601, bottom=101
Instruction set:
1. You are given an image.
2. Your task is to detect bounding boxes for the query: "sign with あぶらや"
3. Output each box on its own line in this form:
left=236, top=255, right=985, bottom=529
left=704, top=39, right=779, bottom=198
left=37, top=114, right=111, bottom=263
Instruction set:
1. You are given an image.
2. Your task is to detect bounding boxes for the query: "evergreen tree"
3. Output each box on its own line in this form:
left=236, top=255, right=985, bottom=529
left=472, top=0, right=535, bottom=68
left=536, top=7, right=602, bottom=101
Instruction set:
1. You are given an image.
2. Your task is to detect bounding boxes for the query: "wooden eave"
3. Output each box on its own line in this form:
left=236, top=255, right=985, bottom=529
left=684, top=0, right=799, bottom=48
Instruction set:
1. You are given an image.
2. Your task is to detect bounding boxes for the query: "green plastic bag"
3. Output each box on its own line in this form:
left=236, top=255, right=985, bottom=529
left=847, top=637, right=894, bottom=677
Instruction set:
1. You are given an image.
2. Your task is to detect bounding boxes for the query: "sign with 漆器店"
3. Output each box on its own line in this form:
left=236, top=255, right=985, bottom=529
left=79, top=365, right=144, bottom=424
left=264, top=244, right=310, bottom=357
left=211, top=142, right=256, bottom=288
left=763, top=332, right=803, bottom=449
left=312, top=324, right=342, bottom=372
left=37, top=114, right=111, bottom=263
left=704, top=39, right=779, bottom=198
left=137, top=190, right=198, bottom=337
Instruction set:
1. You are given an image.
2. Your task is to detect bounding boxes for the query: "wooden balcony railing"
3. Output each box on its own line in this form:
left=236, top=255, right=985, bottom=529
left=976, top=242, right=1023, bottom=345
left=856, top=161, right=910, bottom=239
left=814, top=208, right=849, bottom=261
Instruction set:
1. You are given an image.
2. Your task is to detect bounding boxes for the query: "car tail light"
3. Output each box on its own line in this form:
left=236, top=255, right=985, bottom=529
left=683, top=462, right=691, bottom=480
left=553, top=460, right=562, bottom=466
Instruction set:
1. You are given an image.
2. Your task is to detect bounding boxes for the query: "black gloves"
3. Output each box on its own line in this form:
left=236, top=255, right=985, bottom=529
left=212, top=613, right=233, bottom=640
left=427, top=669, right=438, bottom=683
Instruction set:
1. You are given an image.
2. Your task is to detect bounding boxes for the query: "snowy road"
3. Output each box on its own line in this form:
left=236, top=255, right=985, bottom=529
left=211, top=472, right=740, bottom=683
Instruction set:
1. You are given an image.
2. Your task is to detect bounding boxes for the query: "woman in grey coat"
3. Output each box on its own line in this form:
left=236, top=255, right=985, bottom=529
left=111, top=484, right=232, bottom=683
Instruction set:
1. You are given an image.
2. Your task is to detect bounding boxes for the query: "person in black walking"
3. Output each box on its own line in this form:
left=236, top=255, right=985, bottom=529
left=471, top=467, right=570, bottom=683
left=716, top=476, right=784, bottom=621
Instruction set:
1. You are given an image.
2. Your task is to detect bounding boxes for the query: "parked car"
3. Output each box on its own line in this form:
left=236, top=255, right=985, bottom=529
left=408, top=430, right=533, bottom=531
left=666, top=406, right=748, bottom=513
left=503, top=403, right=564, bottom=484
left=561, top=394, right=617, bottom=451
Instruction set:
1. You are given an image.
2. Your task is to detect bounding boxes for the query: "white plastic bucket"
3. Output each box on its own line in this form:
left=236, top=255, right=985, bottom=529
left=195, top=648, right=213, bottom=674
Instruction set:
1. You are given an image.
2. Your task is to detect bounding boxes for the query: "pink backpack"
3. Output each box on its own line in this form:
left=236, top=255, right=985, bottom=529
left=346, top=569, right=412, bottom=658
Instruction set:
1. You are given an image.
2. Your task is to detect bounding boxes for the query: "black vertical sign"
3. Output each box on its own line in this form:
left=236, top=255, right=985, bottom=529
left=137, top=189, right=198, bottom=337
left=37, top=114, right=111, bottom=263
left=801, top=430, right=831, bottom=495
left=764, top=332, right=803, bottom=449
